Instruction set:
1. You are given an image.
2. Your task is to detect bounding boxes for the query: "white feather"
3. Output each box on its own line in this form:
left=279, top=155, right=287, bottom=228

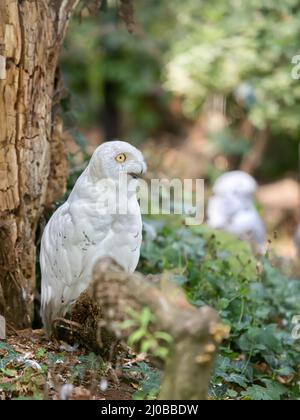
left=40, top=141, right=147, bottom=333
left=213, top=170, right=257, bottom=198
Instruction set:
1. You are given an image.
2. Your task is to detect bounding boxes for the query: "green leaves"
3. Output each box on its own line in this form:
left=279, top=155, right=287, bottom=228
left=127, top=362, right=161, bottom=400
left=126, top=307, right=173, bottom=360
left=241, top=380, right=289, bottom=401
left=0, top=343, right=108, bottom=400
left=239, top=325, right=283, bottom=354
left=166, top=0, right=300, bottom=131
left=0, top=342, right=18, bottom=371
left=139, top=217, right=300, bottom=400
left=128, top=329, right=148, bottom=347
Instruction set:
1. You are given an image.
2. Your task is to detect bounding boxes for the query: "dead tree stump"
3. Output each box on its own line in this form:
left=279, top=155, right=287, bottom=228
left=53, top=258, right=228, bottom=400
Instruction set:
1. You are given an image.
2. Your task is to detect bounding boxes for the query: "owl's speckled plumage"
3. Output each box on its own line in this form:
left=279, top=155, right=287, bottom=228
left=40, top=141, right=147, bottom=334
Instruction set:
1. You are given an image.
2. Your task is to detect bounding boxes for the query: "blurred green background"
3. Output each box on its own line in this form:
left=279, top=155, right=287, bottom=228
left=60, top=0, right=300, bottom=182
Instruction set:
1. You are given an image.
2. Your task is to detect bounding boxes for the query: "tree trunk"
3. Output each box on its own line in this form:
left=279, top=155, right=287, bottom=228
left=0, top=0, right=79, bottom=328
left=240, top=127, right=270, bottom=175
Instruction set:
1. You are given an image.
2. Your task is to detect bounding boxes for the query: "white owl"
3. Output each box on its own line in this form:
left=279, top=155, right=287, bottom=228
left=40, top=141, right=147, bottom=334
left=207, top=171, right=266, bottom=254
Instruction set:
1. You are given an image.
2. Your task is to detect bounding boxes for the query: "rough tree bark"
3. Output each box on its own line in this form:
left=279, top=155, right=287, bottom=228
left=0, top=0, right=80, bottom=328
left=54, top=259, right=228, bottom=400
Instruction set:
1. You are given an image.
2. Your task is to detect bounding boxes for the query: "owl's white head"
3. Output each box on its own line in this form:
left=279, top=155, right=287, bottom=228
left=88, top=140, right=147, bottom=181
left=213, top=171, right=257, bottom=198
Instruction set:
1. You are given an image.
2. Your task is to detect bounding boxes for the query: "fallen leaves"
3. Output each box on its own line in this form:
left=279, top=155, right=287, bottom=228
left=0, top=329, right=137, bottom=400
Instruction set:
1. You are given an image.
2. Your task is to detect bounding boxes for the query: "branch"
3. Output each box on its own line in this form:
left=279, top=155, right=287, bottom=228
left=118, top=0, right=135, bottom=33
left=240, top=127, right=270, bottom=174
left=49, top=0, right=81, bottom=39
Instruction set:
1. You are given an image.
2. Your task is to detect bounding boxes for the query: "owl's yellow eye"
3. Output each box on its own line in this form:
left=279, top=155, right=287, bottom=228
left=115, top=153, right=126, bottom=163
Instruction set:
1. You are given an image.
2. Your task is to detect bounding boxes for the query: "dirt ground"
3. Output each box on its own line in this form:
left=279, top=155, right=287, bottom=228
left=2, top=328, right=138, bottom=400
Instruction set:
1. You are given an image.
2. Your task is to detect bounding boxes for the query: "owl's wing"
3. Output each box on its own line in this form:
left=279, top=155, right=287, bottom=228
left=207, top=196, right=232, bottom=229
left=228, top=209, right=266, bottom=252
left=40, top=202, right=80, bottom=329
left=40, top=197, right=109, bottom=332
left=207, top=196, right=225, bottom=228
left=41, top=203, right=75, bottom=288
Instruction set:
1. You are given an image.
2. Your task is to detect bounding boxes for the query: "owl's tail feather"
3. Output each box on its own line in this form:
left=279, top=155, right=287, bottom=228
left=41, top=301, right=63, bottom=337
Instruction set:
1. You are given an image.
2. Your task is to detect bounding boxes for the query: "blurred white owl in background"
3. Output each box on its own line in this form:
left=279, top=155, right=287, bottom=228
left=40, top=141, right=147, bottom=334
left=207, top=171, right=266, bottom=254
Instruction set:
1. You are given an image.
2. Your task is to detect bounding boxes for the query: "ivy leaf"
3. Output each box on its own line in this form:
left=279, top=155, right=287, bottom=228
left=241, top=381, right=288, bottom=401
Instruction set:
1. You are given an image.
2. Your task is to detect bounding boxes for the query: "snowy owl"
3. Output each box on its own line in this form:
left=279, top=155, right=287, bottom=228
left=40, top=140, right=147, bottom=334
left=207, top=171, right=266, bottom=254
left=212, top=171, right=257, bottom=199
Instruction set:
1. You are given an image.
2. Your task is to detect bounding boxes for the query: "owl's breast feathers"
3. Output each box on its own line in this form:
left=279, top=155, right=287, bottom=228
left=40, top=168, right=142, bottom=333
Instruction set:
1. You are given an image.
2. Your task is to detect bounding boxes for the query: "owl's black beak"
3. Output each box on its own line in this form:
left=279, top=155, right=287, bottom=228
left=128, top=161, right=147, bottom=179
left=129, top=172, right=143, bottom=180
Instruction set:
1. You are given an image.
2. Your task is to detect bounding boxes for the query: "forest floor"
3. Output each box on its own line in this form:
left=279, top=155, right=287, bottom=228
left=1, top=328, right=142, bottom=400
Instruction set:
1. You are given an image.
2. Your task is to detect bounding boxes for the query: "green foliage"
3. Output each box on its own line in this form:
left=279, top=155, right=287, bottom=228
left=0, top=342, right=47, bottom=400
left=165, top=0, right=300, bottom=135
left=240, top=380, right=289, bottom=401
left=0, top=343, right=107, bottom=400
left=61, top=2, right=172, bottom=141
left=72, top=353, right=107, bottom=380
left=0, top=342, right=18, bottom=370
left=61, top=0, right=300, bottom=178
left=212, top=130, right=252, bottom=158
left=125, top=362, right=161, bottom=400
left=125, top=307, right=172, bottom=359
left=139, top=217, right=300, bottom=400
